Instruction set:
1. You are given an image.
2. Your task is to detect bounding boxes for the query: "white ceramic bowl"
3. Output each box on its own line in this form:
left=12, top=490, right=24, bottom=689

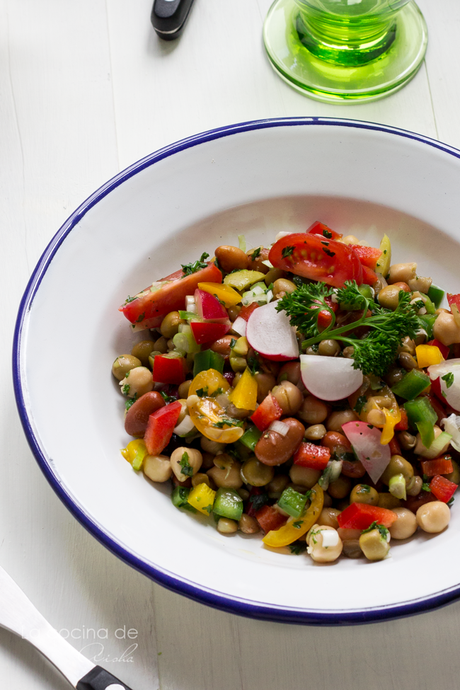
left=14, top=118, right=460, bottom=624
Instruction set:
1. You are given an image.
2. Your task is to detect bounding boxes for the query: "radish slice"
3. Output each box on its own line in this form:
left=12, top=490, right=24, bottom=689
left=427, top=358, right=460, bottom=411
left=300, top=355, right=363, bottom=401
left=246, top=301, right=299, bottom=361
left=342, top=421, right=391, bottom=484
left=231, top=316, right=247, bottom=337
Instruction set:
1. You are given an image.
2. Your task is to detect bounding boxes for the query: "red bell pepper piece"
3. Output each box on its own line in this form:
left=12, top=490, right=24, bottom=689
left=429, top=474, right=458, bottom=503
left=189, top=320, right=231, bottom=344
left=337, top=502, right=397, bottom=530
left=250, top=393, right=283, bottom=432
left=307, top=220, right=342, bottom=241
left=394, top=409, right=409, bottom=431
left=447, top=293, right=460, bottom=312
left=144, top=400, right=183, bottom=455
left=421, top=455, right=454, bottom=477
left=255, top=505, right=287, bottom=533
left=152, top=355, right=186, bottom=384
left=389, top=436, right=402, bottom=456
left=293, top=442, right=331, bottom=470
left=120, top=262, right=222, bottom=326
left=427, top=339, right=450, bottom=360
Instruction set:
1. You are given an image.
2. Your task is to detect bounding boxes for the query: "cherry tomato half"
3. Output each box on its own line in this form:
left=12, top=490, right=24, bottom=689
left=268, top=233, right=364, bottom=288
left=188, top=369, right=245, bottom=443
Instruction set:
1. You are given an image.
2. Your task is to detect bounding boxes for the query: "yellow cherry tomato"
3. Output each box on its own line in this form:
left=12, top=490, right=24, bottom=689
left=188, top=369, right=245, bottom=443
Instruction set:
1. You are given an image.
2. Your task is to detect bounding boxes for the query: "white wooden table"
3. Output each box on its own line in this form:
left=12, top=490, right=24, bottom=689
left=2, top=1, right=460, bottom=688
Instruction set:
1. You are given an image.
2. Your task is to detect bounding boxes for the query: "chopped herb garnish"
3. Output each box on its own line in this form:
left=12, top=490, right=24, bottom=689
left=179, top=452, right=194, bottom=477
left=354, top=395, right=368, bottom=414
left=282, top=246, right=295, bottom=258
left=214, top=418, right=245, bottom=429
left=289, top=542, right=307, bottom=555
left=230, top=338, right=237, bottom=349
left=136, top=312, right=145, bottom=323
left=322, top=229, right=332, bottom=239
left=322, top=247, right=336, bottom=257
left=442, top=372, right=455, bottom=389
left=361, top=521, right=389, bottom=540
left=250, top=247, right=261, bottom=261
left=293, top=520, right=304, bottom=529
left=196, top=387, right=209, bottom=398
left=357, top=484, right=371, bottom=494
left=124, top=295, right=136, bottom=304
left=247, top=354, right=260, bottom=375
left=181, top=252, right=210, bottom=276
left=160, top=390, right=177, bottom=403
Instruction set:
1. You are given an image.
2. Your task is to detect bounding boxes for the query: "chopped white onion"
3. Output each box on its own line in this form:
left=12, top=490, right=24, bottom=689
left=321, top=529, right=340, bottom=548
left=173, top=415, right=195, bottom=437
left=275, top=230, right=296, bottom=242
left=252, top=285, right=265, bottom=295
left=441, top=414, right=460, bottom=452
left=231, top=316, right=247, bottom=337
left=268, top=420, right=290, bottom=437
left=261, top=259, right=274, bottom=268
left=185, top=295, right=197, bottom=312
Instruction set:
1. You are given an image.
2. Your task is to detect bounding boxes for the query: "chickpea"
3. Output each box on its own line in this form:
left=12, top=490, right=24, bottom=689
left=378, top=284, right=407, bottom=310
left=277, top=361, right=302, bottom=386
left=112, top=354, right=142, bottom=381
left=289, top=465, right=321, bottom=489
left=254, top=371, right=277, bottom=403
left=304, top=424, right=327, bottom=441
left=178, top=380, right=191, bottom=398
left=387, top=262, right=417, bottom=284
left=143, top=455, right=172, bottom=483
left=317, top=340, right=341, bottom=357
left=120, top=367, right=153, bottom=398
left=390, top=507, right=417, bottom=540
left=408, top=276, right=432, bottom=293
left=238, top=514, right=260, bottom=534
left=207, top=454, right=243, bottom=489
left=319, top=507, right=340, bottom=528
left=298, top=395, right=329, bottom=425
left=170, top=447, right=203, bottom=482
left=306, top=525, right=343, bottom=563
left=381, top=454, right=414, bottom=485
left=326, top=409, right=359, bottom=433
left=416, top=501, right=450, bottom=533
left=160, top=311, right=182, bottom=339
left=328, top=476, right=352, bottom=500
left=350, top=484, right=379, bottom=505
left=215, top=245, right=249, bottom=273
left=217, top=518, right=238, bottom=534
left=359, top=527, right=390, bottom=561
left=272, top=381, right=303, bottom=415
left=240, top=458, right=275, bottom=487
left=267, top=474, right=290, bottom=498
left=414, top=425, right=450, bottom=457
left=273, top=278, right=297, bottom=299
left=200, top=437, right=226, bottom=455
left=433, top=310, right=460, bottom=346
left=227, top=305, right=241, bottom=322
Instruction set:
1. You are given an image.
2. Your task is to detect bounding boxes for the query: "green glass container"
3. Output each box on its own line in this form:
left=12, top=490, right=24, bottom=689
left=263, top=0, right=428, bottom=103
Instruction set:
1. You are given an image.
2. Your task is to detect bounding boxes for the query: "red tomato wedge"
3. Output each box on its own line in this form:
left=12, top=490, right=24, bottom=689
left=144, top=400, right=183, bottom=455
left=307, top=220, right=343, bottom=241
left=349, top=245, right=382, bottom=269
left=337, top=502, right=397, bottom=530
left=120, top=263, right=222, bottom=326
left=269, top=233, right=364, bottom=288
left=429, top=475, right=458, bottom=503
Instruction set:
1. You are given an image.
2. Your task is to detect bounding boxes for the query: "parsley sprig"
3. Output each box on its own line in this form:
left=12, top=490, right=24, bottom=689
left=277, top=280, right=419, bottom=377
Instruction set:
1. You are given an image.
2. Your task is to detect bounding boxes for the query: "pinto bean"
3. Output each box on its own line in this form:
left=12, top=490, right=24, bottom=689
left=255, top=417, right=305, bottom=466
left=210, top=335, right=234, bottom=358
left=124, top=391, right=165, bottom=437
left=215, top=246, right=250, bottom=273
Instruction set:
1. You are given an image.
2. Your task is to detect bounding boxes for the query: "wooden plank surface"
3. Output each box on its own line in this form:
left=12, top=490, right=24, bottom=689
left=0, top=0, right=458, bottom=688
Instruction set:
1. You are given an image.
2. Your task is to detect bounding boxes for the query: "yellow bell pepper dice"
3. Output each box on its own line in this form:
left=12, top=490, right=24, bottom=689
left=263, top=484, right=324, bottom=548
left=188, top=483, right=216, bottom=515
left=121, top=439, right=147, bottom=463
left=228, top=367, right=258, bottom=411
left=416, top=344, right=444, bottom=368
left=198, top=282, right=242, bottom=307
left=375, top=234, right=391, bottom=276
left=380, top=407, right=402, bottom=445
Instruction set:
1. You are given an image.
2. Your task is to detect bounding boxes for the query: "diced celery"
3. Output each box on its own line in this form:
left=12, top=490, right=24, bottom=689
left=239, top=426, right=262, bottom=451
left=389, top=473, right=406, bottom=500
left=213, top=488, right=244, bottom=521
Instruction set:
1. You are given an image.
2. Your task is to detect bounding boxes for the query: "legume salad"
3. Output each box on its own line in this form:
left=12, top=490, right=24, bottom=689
left=114, top=221, right=460, bottom=563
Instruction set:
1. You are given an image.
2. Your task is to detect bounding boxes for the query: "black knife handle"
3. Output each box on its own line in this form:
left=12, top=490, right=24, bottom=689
left=76, top=665, right=133, bottom=690
left=151, top=0, right=195, bottom=39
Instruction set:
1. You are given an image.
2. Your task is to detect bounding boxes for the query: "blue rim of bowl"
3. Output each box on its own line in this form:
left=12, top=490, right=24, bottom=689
left=12, top=117, right=460, bottom=626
